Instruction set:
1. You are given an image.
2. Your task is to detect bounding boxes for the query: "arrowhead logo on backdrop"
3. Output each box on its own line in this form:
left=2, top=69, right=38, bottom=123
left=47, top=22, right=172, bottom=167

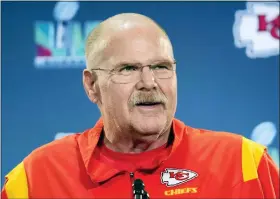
left=233, top=2, right=279, bottom=58
left=34, top=1, right=101, bottom=68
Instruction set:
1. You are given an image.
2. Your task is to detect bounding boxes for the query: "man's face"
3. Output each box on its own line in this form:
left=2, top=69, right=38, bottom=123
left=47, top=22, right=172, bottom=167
left=93, top=26, right=177, bottom=140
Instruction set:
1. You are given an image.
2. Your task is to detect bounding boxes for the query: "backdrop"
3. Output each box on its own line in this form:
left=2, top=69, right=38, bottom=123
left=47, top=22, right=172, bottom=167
left=1, top=1, right=279, bottom=185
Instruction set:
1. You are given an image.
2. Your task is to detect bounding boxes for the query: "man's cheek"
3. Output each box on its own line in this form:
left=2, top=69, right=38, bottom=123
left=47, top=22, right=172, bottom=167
left=112, top=91, right=129, bottom=110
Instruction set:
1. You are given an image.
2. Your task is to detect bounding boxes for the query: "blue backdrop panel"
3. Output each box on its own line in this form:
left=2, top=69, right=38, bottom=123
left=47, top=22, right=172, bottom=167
left=1, top=1, right=279, bottom=185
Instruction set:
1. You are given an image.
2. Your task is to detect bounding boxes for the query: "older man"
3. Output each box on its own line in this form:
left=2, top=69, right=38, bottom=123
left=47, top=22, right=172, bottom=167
left=2, top=13, right=279, bottom=199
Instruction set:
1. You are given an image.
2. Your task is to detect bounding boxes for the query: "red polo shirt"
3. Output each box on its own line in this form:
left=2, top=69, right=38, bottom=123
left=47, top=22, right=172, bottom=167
left=2, top=118, right=279, bottom=198
left=97, top=141, right=172, bottom=172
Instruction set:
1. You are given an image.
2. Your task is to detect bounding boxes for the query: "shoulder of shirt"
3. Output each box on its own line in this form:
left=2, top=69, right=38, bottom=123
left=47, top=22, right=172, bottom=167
left=176, top=119, right=267, bottom=183
left=184, top=123, right=266, bottom=151
left=174, top=118, right=243, bottom=147
left=3, top=128, right=93, bottom=197
left=23, top=128, right=93, bottom=164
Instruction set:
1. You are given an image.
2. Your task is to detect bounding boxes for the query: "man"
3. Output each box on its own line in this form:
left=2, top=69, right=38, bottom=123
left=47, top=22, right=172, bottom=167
left=2, top=13, right=279, bottom=198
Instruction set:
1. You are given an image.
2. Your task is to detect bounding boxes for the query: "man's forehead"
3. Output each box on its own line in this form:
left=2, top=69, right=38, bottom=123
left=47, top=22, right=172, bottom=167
left=85, top=14, right=175, bottom=70
left=101, top=32, right=173, bottom=67
left=104, top=50, right=174, bottom=68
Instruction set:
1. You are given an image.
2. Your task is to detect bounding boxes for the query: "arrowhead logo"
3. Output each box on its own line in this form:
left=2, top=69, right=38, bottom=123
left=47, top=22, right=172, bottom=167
left=161, top=168, right=198, bottom=187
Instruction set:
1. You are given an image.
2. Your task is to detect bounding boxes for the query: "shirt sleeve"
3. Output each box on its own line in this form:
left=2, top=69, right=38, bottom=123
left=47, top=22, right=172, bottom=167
left=231, top=137, right=279, bottom=198
left=1, top=162, right=29, bottom=199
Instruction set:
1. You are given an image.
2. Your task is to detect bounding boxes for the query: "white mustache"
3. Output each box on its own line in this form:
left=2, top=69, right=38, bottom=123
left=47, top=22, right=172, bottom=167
left=129, top=91, right=168, bottom=107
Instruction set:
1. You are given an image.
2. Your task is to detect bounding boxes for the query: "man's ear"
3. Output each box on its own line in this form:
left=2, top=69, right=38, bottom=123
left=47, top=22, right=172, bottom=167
left=83, top=69, right=99, bottom=104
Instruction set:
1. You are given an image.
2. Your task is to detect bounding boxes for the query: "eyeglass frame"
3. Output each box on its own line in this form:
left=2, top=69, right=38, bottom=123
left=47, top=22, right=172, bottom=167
left=90, top=59, right=177, bottom=81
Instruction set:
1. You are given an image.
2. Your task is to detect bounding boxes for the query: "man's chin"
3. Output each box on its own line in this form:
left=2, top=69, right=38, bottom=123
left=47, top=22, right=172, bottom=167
left=131, top=118, right=166, bottom=135
left=129, top=110, right=168, bottom=132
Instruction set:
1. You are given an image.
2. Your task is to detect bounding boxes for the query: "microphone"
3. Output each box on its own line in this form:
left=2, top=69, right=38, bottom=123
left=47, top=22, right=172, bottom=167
left=132, top=179, right=150, bottom=199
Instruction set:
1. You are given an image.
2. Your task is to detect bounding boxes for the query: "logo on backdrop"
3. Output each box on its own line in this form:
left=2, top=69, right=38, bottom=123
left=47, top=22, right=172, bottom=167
left=233, top=2, right=279, bottom=58
left=250, top=121, right=279, bottom=167
left=54, top=132, right=75, bottom=140
left=34, top=1, right=101, bottom=68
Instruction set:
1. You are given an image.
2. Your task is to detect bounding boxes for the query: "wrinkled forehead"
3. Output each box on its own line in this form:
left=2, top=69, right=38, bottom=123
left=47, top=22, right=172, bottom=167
left=101, top=28, right=174, bottom=68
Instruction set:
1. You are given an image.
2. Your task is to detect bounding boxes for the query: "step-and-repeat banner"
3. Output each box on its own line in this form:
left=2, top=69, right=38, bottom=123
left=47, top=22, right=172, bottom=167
left=2, top=1, right=279, bottom=183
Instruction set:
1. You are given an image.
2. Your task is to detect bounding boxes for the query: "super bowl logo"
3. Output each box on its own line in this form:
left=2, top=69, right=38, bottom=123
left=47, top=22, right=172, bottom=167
left=34, top=1, right=101, bottom=68
left=233, top=2, right=279, bottom=58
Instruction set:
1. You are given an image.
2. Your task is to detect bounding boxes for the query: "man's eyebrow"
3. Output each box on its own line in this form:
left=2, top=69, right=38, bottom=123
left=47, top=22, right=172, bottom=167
left=114, top=61, right=142, bottom=67
left=114, top=59, right=175, bottom=67
left=151, top=59, right=176, bottom=64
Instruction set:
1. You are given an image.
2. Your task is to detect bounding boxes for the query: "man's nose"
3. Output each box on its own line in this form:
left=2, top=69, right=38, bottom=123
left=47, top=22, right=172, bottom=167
left=136, top=66, right=158, bottom=90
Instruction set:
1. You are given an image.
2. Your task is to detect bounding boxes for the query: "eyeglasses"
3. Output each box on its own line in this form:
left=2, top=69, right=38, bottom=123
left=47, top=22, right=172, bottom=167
left=91, top=60, right=176, bottom=84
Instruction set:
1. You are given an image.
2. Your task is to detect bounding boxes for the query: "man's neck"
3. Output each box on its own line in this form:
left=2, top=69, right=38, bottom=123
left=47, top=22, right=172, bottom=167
left=103, top=127, right=172, bottom=154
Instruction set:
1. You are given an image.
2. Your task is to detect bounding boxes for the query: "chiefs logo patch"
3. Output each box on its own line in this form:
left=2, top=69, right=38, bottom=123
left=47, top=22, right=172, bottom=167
left=161, top=168, right=198, bottom=187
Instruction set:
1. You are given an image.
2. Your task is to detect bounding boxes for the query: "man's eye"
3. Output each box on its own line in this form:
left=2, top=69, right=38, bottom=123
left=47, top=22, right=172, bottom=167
left=151, top=65, right=169, bottom=70
left=119, top=65, right=138, bottom=72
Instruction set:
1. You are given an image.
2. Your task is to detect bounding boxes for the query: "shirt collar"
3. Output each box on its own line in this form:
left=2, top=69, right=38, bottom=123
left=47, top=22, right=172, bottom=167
left=77, top=118, right=187, bottom=183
